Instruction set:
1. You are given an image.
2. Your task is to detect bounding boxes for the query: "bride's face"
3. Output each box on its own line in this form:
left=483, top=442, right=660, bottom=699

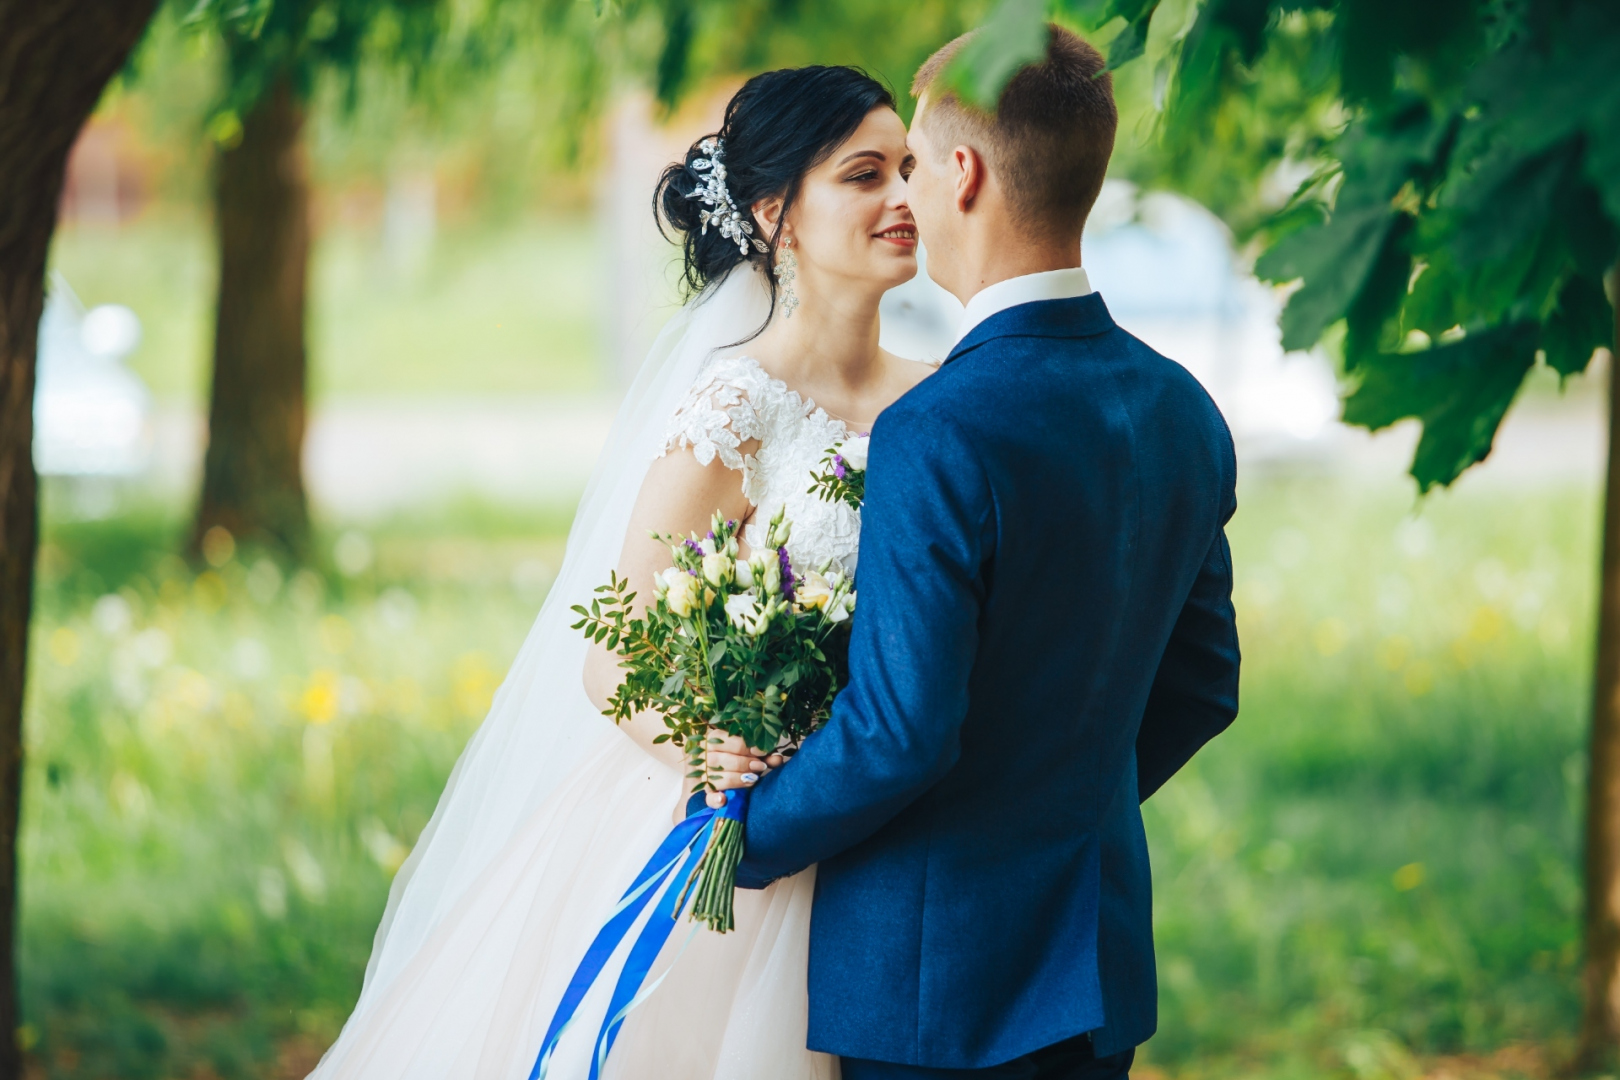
left=765, top=108, right=918, bottom=294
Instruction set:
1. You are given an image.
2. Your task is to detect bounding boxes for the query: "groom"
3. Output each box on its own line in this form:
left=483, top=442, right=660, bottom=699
left=733, top=25, right=1240, bottom=1080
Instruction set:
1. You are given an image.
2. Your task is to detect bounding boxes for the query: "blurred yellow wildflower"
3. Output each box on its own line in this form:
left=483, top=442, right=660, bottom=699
left=1469, top=606, right=1504, bottom=642
left=452, top=652, right=497, bottom=718
left=1393, top=862, right=1425, bottom=891
left=300, top=669, right=342, bottom=725
left=48, top=626, right=80, bottom=666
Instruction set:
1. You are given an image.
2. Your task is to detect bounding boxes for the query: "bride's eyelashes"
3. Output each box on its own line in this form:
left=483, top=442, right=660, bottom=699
left=843, top=169, right=881, bottom=183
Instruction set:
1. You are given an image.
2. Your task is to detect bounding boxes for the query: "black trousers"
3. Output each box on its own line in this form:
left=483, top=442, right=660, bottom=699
left=840, top=1036, right=1134, bottom=1080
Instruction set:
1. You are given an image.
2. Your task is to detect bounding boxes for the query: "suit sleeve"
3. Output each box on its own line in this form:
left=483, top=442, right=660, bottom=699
left=734, top=408, right=992, bottom=887
left=1135, top=493, right=1240, bottom=802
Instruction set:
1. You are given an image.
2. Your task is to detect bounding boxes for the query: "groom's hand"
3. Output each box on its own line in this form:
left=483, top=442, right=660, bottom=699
left=704, top=732, right=783, bottom=808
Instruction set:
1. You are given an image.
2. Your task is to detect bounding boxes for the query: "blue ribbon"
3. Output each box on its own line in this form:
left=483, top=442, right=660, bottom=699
left=528, top=788, right=750, bottom=1080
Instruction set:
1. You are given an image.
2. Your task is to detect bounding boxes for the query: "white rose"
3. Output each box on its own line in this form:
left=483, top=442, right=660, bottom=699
left=826, top=597, right=852, bottom=624
left=699, top=537, right=718, bottom=557
left=761, top=558, right=783, bottom=596
left=702, top=552, right=733, bottom=588
left=724, top=593, right=760, bottom=632
left=664, top=572, right=703, bottom=617
left=735, top=560, right=755, bottom=589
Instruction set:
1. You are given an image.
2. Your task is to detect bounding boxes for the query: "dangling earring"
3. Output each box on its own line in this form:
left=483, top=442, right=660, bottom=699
left=774, top=235, right=799, bottom=318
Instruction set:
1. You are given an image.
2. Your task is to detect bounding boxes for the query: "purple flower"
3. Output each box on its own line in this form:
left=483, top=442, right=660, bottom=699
left=684, top=539, right=704, bottom=554
left=833, top=455, right=847, bottom=480
left=777, top=547, right=797, bottom=603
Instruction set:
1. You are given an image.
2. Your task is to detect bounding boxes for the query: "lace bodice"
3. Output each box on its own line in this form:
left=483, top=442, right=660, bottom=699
left=659, top=354, right=862, bottom=574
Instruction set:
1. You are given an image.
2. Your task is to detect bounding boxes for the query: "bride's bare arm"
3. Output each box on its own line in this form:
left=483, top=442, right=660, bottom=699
left=582, top=445, right=757, bottom=774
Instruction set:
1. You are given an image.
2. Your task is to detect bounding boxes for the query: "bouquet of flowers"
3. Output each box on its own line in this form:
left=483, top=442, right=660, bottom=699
left=808, top=433, right=868, bottom=509
left=572, top=506, right=856, bottom=931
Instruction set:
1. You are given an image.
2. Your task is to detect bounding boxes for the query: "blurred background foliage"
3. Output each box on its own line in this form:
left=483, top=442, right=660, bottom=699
left=18, top=0, right=1618, bottom=1076
left=24, top=478, right=1597, bottom=1078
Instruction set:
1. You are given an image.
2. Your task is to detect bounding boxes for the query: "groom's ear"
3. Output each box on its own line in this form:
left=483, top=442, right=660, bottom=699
left=953, top=144, right=987, bottom=214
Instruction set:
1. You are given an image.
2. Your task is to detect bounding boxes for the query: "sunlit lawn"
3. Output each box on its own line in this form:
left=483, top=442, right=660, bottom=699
left=48, top=213, right=606, bottom=403
left=20, top=469, right=1596, bottom=1079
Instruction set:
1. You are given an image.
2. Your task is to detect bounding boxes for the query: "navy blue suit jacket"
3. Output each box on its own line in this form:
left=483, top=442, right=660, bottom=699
left=734, top=293, right=1240, bottom=1069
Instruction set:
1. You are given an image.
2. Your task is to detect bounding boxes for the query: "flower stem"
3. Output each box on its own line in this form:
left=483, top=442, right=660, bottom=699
left=686, top=817, right=744, bottom=933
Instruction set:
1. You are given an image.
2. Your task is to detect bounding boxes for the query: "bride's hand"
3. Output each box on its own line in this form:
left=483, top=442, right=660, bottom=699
left=702, top=731, right=777, bottom=809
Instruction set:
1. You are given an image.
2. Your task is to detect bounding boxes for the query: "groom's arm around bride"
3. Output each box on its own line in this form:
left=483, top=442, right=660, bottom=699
left=735, top=24, right=1239, bottom=1080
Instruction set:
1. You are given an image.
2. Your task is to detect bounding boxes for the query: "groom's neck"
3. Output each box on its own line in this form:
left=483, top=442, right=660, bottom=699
left=944, top=226, right=1083, bottom=307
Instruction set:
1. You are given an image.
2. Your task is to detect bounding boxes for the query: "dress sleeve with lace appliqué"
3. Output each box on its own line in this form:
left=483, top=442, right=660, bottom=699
left=659, top=358, right=770, bottom=475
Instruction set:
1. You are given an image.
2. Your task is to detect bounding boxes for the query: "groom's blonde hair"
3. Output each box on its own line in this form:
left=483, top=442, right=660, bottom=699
left=912, top=25, right=1117, bottom=236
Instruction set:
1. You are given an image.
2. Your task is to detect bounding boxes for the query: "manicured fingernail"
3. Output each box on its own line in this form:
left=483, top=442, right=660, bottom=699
left=740, top=772, right=758, bottom=784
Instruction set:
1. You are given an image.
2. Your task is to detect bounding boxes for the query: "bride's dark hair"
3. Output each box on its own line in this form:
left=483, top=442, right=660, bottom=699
left=655, top=66, right=897, bottom=319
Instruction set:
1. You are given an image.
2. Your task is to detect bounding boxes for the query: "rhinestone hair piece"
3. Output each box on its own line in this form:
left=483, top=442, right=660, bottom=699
left=688, top=137, right=770, bottom=258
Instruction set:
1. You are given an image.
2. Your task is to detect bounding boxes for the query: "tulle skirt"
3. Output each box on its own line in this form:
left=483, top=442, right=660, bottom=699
left=309, top=733, right=837, bottom=1080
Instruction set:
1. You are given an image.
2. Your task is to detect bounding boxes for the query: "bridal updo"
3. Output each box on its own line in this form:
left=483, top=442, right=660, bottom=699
left=655, top=66, right=897, bottom=305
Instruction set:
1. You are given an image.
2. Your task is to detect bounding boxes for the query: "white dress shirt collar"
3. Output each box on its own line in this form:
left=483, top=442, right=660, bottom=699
left=953, top=266, right=1093, bottom=347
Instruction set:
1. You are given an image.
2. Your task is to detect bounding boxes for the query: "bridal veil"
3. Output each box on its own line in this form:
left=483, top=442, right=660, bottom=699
left=348, top=264, right=773, bottom=1019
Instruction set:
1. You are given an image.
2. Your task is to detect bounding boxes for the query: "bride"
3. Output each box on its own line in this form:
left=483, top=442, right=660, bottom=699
left=309, top=65, right=936, bottom=1079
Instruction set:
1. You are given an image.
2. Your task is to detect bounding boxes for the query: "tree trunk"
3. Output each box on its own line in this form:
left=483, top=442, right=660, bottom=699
left=1579, top=272, right=1620, bottom=1072
left=0, top=3, right=159, bottom=1073
left=191, top=76, right=312, bottom=558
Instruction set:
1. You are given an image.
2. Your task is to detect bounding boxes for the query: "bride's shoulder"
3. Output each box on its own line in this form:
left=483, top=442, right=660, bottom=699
left=660, top=354, right=774, bottom=472
left=676, top=353, right=775, bottom=407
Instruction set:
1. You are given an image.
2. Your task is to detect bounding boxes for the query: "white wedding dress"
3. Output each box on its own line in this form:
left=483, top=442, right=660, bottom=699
left=309, top=269, right=862, bottom=1080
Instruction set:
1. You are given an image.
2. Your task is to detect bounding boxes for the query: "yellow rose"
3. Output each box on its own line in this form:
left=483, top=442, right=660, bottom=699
left=664, top=572, right=703, bottom=617
left=796, top=570, right=834, bottom=612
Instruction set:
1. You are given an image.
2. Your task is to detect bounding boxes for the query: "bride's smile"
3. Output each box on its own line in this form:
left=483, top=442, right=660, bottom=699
left=751, top=105, right=920, bottom=300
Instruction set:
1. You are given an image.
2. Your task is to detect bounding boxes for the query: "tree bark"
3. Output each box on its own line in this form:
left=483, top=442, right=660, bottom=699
left=0, top=2, right=159, bottom=1073
left=1580, top=272, right=1620, bottom=1072
left=191, top=76, right=312, bottom=557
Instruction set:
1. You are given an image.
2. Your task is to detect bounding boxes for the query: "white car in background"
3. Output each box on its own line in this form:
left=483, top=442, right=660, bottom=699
left=34, top=273, right=151, bottom=485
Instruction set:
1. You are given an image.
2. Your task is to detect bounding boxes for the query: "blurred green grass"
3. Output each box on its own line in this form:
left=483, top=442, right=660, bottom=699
left=47, top=215, right=606, bottom=403
left=19, top=473, right=1595, bottom=1078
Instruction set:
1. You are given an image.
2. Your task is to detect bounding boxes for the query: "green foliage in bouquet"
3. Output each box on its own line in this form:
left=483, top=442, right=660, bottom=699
left=807, top=435, right=869, bottom=511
